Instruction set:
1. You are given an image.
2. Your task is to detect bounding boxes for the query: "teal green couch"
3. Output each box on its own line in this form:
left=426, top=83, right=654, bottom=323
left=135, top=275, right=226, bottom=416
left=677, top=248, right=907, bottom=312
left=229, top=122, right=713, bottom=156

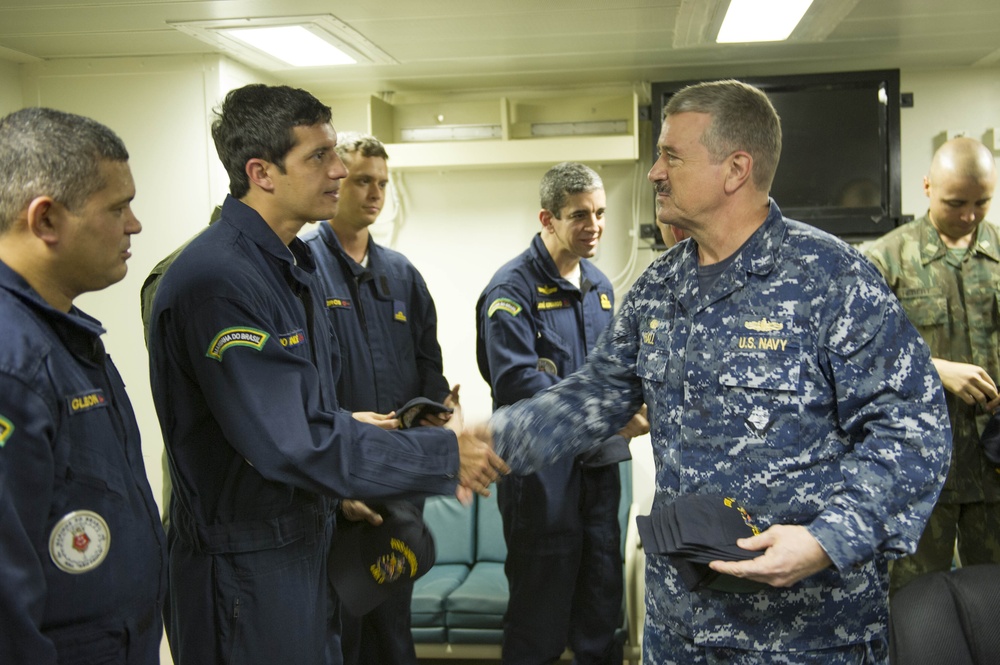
left=411, top=461, right=641, bottom=663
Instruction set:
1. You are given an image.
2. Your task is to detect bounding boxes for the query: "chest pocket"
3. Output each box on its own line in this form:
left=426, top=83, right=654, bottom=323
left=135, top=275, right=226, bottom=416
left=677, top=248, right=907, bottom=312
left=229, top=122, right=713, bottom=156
left=719, top=338, right=802, bottom=458
left=965, top=286, right=1000, bottom=332
left=636, top=311, right=678, bottom=384
left=536, top=320, right=572, bottom=374
left=898, top=288, right=947, bottom=326
left=897, top=288, right=947, bottom=351
left=60, top=395, right=127, bottom=504
left=636, top=335, right=668, bottom=383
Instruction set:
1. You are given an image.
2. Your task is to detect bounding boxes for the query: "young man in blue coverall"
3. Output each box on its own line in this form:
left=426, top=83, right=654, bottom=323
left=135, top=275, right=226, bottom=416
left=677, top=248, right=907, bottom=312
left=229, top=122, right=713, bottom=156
left=477, top=162, right=649, bottom=664
left=302, top=133, right=457, bottom=665
left=486, top=81, right=950, bottom=664
left=0, top=108, right=165, bottom=664
left=146, top=84, right=507, bottom=665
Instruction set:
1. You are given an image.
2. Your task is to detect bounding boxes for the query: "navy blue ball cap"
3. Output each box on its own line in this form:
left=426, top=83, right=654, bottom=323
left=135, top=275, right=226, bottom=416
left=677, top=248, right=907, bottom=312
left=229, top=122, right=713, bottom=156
left=578, top=435, right=632, bottom=468
left=981, top=411, right=1000, bottom=466
left=637, top=494, right=767, bottom=592
left=638, top=493, right=760, bottom=562
left=674, top=495, right=761, bottom=562
left=328, top=501, right=436, bottom=615
left=397, top=397, right=453, bottom=429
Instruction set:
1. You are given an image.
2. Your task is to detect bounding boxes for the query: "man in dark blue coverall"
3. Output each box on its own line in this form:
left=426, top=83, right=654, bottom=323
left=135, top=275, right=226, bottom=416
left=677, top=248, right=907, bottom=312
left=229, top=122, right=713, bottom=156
left=0, top=108, right=166, bottom=664
left=147, top=84, right=507, bottom=665
left=303, top=132, right=457, bottom=665
left=476, top=162, right=648, bottom=664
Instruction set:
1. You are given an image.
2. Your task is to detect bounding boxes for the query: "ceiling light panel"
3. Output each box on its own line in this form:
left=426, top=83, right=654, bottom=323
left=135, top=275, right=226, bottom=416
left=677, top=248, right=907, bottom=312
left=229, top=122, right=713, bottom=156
left=220, top=26, right=356, bottom=67
left=716, top=0, right=815, bottom=43
left=170, top=15, right=398, bottom=70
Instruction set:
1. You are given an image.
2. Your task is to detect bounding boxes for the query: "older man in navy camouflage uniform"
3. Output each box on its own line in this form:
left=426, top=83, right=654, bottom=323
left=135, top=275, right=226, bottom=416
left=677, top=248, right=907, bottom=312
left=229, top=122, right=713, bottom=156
left=487, top=79, right=951, bottom=663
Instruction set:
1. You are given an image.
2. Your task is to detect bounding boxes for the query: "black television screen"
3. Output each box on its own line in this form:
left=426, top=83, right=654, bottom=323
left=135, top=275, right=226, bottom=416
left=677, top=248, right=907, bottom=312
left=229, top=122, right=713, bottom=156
left=651, top=70, right=902, bottom=239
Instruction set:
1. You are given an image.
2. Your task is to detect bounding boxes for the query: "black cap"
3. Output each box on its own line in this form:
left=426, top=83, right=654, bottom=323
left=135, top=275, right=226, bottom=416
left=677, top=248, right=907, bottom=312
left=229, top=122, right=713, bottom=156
left=328, top=502, right=436, bottom=615
left=578, top=435, right=632, bottom=468
left=981, top=411, right=1000, bottom=466
left=397, top=397, right=453, bottom=429
left=637, top=494, right=767, bottom=593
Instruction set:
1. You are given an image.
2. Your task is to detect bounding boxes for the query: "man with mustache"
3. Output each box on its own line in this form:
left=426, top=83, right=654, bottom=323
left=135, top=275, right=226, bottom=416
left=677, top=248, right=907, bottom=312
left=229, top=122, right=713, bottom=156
left=486, top=81, right=949, bottom=664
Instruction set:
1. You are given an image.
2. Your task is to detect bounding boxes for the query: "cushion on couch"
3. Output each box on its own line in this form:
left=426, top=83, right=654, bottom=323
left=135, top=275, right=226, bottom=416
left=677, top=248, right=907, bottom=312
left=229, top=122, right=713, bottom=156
left=411, top=564, right=470, bottom=627
left=424, top=493, right=475, bottom=565
left=475, top=489, right=506, bottom=563
left=413, top=495, right=477, bottom=642
left=415, top=461, right=634, bottom=647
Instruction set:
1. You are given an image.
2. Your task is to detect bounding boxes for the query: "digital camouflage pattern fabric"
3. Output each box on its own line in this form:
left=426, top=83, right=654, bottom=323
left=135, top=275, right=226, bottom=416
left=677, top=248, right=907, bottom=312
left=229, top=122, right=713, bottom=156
left=492, top=202, right=950, bottom=654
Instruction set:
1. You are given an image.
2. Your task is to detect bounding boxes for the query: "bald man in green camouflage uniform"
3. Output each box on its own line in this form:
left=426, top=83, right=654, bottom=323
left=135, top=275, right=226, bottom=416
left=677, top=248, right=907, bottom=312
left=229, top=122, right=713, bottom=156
left=865, top=136, right=1000, bottom=596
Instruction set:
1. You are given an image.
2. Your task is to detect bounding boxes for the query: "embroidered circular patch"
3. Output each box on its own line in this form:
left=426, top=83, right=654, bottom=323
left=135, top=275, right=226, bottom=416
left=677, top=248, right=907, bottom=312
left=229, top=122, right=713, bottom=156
left=372, top=551, right=409, bottom=584
left=537, top=358, right=558, bottom=375
left=48, top=510, right=110, bottom=574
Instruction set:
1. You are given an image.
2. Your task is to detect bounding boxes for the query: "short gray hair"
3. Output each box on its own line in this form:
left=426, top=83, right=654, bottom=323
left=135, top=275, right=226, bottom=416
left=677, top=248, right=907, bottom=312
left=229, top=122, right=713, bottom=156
left=0, top=107, right=129, bottom=233
left=335, top=132, right=389, bottom=162
left=665, top=79, right=782, bottom=192
left=540, top=162, right=603, bottom=218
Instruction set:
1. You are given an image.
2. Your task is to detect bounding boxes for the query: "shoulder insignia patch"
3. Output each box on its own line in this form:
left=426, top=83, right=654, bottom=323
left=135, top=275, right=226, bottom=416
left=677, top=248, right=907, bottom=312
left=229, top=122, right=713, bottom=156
left=0, top=415, right=12, bottom=448
left=536, top=284, right=559, bottom=295
left=743, top=317, right=784, bottom=332
left=66, top=390, right=108, bottom=415
left=393, top=299, right=408, bottom=323
left=488, top=298, right=522, bottom=318
left=326, top=298, right=352, bottom=309
left=206, top=327, right=269, bottom=361
left=599, top=293, right=612, bottom=310
left=278, top=329, right=306, bottom=348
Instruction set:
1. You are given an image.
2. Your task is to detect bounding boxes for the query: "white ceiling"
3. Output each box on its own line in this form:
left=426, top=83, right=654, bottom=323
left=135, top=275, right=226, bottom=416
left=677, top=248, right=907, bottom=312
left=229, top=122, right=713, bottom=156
left=1, top=0, right=998, bottom=99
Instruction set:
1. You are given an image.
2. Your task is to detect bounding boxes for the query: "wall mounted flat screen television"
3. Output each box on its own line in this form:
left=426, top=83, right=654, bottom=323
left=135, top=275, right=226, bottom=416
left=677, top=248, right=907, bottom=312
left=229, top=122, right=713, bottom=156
left=651, top=69, right=902, bottom=239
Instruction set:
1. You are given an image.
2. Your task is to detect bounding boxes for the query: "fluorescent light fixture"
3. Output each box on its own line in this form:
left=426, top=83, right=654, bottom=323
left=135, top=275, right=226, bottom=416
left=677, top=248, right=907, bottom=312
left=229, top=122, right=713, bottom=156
left=170, top=15, right=398, bottom=70
left=716, top=0, right=814, bottom=43
left=400, top=125, right=502, bottom=142
left=531, top=120, right=628, bottom=137
left=220, top=26, right=356, bottom=67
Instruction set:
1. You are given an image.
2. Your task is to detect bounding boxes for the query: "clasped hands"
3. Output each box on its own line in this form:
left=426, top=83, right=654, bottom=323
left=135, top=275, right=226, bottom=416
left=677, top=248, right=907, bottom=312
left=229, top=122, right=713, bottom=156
left=349, top=385, right=508, bottom=513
